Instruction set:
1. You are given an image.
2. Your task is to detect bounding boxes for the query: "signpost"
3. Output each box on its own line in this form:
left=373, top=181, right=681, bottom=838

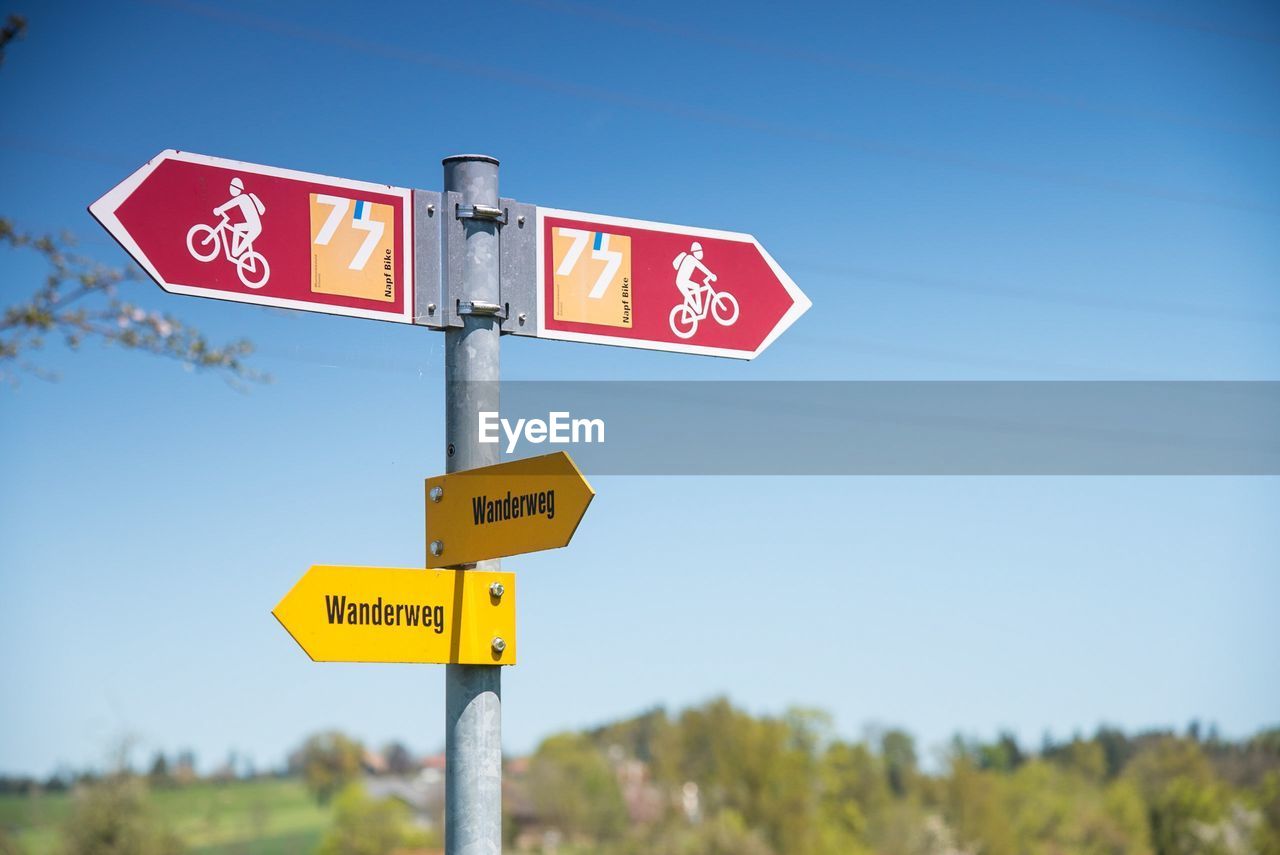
left=273, top=565, right=516, bottom=665
left=89, top=150, right=415, bottom=324
left=425, top=451, right=594, bottom=568
left=439, top=154, right=504, bottom=853
left=91, top=149, right=809, bottom=854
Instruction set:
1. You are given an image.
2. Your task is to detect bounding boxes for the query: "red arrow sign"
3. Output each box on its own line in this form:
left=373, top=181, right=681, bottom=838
left=89, top=150, right=414, bottom=323
left=536, top=208, right=809, bottom=359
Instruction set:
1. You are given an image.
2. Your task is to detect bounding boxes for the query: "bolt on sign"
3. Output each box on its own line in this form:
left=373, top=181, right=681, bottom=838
left=273, top=565, right=516, bottom=665
left=89, top=150, right=414, bottom=323
left=425, top=451, right=594, bottom=568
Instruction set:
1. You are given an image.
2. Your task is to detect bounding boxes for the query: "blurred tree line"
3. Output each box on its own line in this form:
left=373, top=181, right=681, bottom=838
left=506, top=699, right=1280, bottom=855
left=2, top=706, right=1275, bottom=854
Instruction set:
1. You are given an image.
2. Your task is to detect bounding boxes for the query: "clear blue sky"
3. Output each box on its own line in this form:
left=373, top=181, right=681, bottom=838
left=1, top=0, right=1278, bottom=775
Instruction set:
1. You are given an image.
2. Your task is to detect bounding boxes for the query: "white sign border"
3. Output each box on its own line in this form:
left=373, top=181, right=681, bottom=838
left=88, top=149, right=415, bottom=325
left=535, top=207, right=810, bottom=360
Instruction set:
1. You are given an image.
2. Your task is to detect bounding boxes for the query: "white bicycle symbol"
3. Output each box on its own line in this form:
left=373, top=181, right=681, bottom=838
left=185, top=214, right=271, bottom=289
left=670, top=242, right=738, bottom=339
left=669, top=279, right=739, bottom=340
left=670, top=277, right=742, bottom=337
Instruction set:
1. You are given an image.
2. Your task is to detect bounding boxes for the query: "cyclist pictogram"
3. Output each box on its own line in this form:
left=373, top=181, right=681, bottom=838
left=185, top=177, right=271, bottom=289
left=669, top=241, right=739, bottom=339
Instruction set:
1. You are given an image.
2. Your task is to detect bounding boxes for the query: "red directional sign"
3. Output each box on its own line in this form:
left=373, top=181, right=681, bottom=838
left=536, top=208, right=809, bottom=359
left=89, top=150, right=414, bottom=323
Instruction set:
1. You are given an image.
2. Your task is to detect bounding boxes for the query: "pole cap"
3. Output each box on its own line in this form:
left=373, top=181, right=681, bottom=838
left=442, top=154, right=500, bottom=166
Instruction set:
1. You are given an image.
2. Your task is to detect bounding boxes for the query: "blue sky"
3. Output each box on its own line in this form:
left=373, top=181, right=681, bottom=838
left=1, top=0, right=1278, bottom=775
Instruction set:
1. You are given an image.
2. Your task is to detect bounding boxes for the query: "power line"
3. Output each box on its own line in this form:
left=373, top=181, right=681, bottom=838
left=794, top=334, right=1164, bottom=378
left=8, top=6, right=1276, bottom=345
left=793, top=261, right=1280, bottom=326
left=1050, top=0, right=1280, bottom=47
left=9, top=184, right=1273, bottom=330
left=510, top=0, right=1280, bottom=141
left=5, top=139, right=1275, bottom=331
left=4, top=145, right=1275, bottom=330
left=147, top=0, right=1280, bottom=218
left=0, top=135, right=135, bottom=168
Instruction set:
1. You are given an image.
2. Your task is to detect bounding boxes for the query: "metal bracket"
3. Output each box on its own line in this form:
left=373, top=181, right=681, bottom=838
left=457, top=204, right=507, bottom=225
left=438, top=191, right=467, bottom=328
left=416, top=192, right=537, bottom=332
left=499, top=199, right=538, bottom=336
left=412, top=189, right=444, bottom=329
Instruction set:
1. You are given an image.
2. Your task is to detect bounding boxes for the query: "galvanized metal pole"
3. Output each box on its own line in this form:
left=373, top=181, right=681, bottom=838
left=443, top=154, right=503, bottom=854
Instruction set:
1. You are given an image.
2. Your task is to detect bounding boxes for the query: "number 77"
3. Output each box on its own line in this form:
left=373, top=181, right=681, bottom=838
left=314, top=194, right=385, bottom=272
left=556, top=228, right=620, bottom=299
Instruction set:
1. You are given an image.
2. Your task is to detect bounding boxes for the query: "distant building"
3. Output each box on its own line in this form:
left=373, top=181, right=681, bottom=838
left=360, top=748, right=389, bottom=776
left=363, top=773, right=444, bottom=830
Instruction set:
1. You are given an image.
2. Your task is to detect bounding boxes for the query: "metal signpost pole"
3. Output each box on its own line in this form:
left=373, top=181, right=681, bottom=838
left=442, top=154, right=503, bottom=853
left=93, top=144, right=810, bottom=853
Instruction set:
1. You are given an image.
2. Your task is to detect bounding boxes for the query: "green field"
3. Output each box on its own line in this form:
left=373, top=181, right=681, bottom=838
left=0, top=778, right=331, bottom=854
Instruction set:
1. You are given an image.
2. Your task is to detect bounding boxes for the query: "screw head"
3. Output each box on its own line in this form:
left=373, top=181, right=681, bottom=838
left=429, top=486, right=443, bottom=503
left=427, top=204, right=435, bottom=216
left=429, top=540, right=444, bottom=557
left=517, top=215, right=526, bottom=227
left=489, top=581, right=505, bottom=599
left=427, top=303, right=437, bottom=315
left=491, top=636, right=506, bottom=654
left=517, top=312, right=527, bottom=325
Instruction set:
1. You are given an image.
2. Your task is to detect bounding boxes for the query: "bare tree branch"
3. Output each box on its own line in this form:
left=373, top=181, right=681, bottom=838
left=1, top=217, right=268, bottom=386
left=0, top=14, right=27, bottom=65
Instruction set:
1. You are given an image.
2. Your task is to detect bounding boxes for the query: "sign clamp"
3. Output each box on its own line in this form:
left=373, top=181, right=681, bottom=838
left=457, top=203, right=508, bottom=225
left=435, top=190, right=468, bottom=329
left=433, top=194, right=528, bottom=330
left=499, top=199, right=538, bottom=336
left=458, top=300, right=506, bottom=319
left=413, top=189, right=444, bottom=328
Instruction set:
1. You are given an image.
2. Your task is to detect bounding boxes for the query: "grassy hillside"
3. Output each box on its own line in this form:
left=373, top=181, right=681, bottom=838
left=0, top=778, right=329, bottom=854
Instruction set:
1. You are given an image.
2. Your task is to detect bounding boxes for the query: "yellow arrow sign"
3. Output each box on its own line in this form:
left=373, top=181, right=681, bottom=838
left=272, top=565, right=515, bottom=665
left=425, top=451, right=594, bottom=568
